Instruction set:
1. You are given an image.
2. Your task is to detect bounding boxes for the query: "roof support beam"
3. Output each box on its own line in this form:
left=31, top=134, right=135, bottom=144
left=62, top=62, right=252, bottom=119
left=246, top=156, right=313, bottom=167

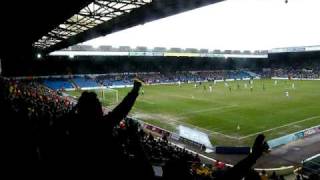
left=35, top=0, right=224, bottom=51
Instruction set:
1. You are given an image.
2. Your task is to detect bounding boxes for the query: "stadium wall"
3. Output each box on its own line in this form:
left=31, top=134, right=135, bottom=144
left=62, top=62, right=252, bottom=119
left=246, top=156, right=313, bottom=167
left=271, top=77, right=320, bottom=80
left=79, top=85, right=133, bottom=90
left=267, top=125, right=320, bottom=149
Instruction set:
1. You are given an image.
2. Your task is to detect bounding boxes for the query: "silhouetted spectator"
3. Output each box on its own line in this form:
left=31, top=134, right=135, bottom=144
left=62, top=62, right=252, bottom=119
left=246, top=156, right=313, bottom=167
left=244, top=169, right=261, bottom=180
left=279, top=175, right=285, bottom=180
left=64, top=80, right=154, bottom=179
left=270, top=171, right=278, bottom=180
left=214, top=160, right=225, bottom=170
left=261, top=170, right=269, bottom=180
left=296, top=174, right=302, bottom=180
left=216, top=134, right=269, bottom=180
left=162, top=133, right=168, bottom=143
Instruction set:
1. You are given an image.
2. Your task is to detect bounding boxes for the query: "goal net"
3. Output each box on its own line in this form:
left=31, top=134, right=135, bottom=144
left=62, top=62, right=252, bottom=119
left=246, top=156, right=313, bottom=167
left=96, top=88, right=119, bottom=106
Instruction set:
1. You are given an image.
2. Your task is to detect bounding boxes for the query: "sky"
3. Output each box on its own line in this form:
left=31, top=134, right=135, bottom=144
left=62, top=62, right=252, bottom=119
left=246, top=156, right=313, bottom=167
left=82, top=0, right=320, bottom=51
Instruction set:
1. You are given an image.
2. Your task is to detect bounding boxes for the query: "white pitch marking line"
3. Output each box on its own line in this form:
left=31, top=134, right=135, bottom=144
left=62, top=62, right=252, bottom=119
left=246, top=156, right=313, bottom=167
left=109, top=90, right=320, bottom=141
left=239, top=116, right=320, bottom=140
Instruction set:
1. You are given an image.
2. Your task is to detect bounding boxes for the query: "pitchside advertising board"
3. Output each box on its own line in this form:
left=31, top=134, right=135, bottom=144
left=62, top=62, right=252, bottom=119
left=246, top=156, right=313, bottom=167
left=302, top=126, right=320, bottom=137
left=129, top=52, right=164, bottom=56
left=178, top=125, right=213, bottom=148
left=269, top=47, right=306, bottom=53
left=269, top=45, right=320, bottom=53
left=267, top=125, right=320, bottom=149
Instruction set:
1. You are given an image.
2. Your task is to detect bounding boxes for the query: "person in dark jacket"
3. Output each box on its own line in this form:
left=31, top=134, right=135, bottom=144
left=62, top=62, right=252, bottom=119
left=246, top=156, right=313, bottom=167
left=216, top=134, right=269, bottom=180
left=65, top=79, right=154, bottom=179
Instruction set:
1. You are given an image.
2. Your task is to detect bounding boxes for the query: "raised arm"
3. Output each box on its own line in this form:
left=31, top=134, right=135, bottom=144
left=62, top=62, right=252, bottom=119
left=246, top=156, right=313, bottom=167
left=105, top=80, right=142, bottom=127
left=217, top=134, right=269, bottom=180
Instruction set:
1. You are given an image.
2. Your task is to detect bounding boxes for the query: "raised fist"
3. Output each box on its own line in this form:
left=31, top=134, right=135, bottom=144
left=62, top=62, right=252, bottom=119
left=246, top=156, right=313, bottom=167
left=133, top=79, right=142, bottom=90
left=252, top=134, right=269, bottom=159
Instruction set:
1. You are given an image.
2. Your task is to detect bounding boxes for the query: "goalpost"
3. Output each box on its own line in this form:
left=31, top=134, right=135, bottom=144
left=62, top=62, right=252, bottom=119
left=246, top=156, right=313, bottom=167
left=99, top=88, right=119, bottom=105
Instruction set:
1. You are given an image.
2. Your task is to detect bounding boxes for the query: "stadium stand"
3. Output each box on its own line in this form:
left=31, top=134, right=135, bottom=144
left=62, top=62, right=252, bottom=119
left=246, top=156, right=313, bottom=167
left=2, top=0, right=320, bottom=178
left=1, top=77, right=289, bottom=180
left=90, top=70, right=256, bottom=87
left=72, top=77, right=99, bottom=88
left=43, top=78, right=74, bottom=90
left=300, top=154, right=320, bottom=179
left=2, top=51, right=320, bottom=179
left=260, top=68, right=320, bottom=79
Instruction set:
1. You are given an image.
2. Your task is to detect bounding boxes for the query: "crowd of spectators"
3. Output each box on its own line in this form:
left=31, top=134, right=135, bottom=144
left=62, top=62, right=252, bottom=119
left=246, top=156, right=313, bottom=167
left=102, top=70, right=252, bottom=85
left=260, top=68, right=320, bottom=79
left=1, top=78, right=154, bottom=178
left=41, top=67, right=320, bottom=91
left=49, top=70, right=252, bottom=90
left=43, top=70, right=253, bottom=90
left=45, top=67, right=320, bottom=91
left=1, top=77, right=314, bottom=179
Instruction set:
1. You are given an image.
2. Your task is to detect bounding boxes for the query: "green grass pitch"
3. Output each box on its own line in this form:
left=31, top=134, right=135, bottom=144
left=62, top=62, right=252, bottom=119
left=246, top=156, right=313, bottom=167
left=66, top=79, right=320, bottom=146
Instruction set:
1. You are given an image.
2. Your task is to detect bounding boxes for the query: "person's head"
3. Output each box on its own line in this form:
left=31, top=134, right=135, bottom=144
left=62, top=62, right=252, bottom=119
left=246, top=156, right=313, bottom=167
left=244, top=169, right=261, bottom=180
left=77, top=91, right=103, bottom=120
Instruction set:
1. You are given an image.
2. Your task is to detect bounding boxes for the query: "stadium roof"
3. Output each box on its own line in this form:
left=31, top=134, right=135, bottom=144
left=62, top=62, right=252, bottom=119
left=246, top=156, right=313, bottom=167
left=82, top=0, right=320, bottom=51
left=50, top=44, right=269, bottom=59
left=33, top=0, right=153, bottom=49
left=0, top=0, right=92, bottom=59
left=0, top=0, right=223, bottom=60
left=31, top=0, right=224, bottom=54
left=2, top=0, right=319, bottom=61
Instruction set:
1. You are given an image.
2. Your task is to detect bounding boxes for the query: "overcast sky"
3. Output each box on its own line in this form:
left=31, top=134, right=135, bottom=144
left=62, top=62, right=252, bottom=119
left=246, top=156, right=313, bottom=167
left=82, top=0, right=320, bottom=51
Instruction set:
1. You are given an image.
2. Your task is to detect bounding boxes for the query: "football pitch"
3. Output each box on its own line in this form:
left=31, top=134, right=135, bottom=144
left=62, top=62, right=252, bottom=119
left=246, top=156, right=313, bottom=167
left=67, top=79, right=320, bottom=146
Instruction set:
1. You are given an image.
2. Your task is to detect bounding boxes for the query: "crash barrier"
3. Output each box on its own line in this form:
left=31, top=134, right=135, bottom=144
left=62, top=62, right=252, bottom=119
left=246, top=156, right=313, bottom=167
left=267, top=124, right=320, bottom=149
